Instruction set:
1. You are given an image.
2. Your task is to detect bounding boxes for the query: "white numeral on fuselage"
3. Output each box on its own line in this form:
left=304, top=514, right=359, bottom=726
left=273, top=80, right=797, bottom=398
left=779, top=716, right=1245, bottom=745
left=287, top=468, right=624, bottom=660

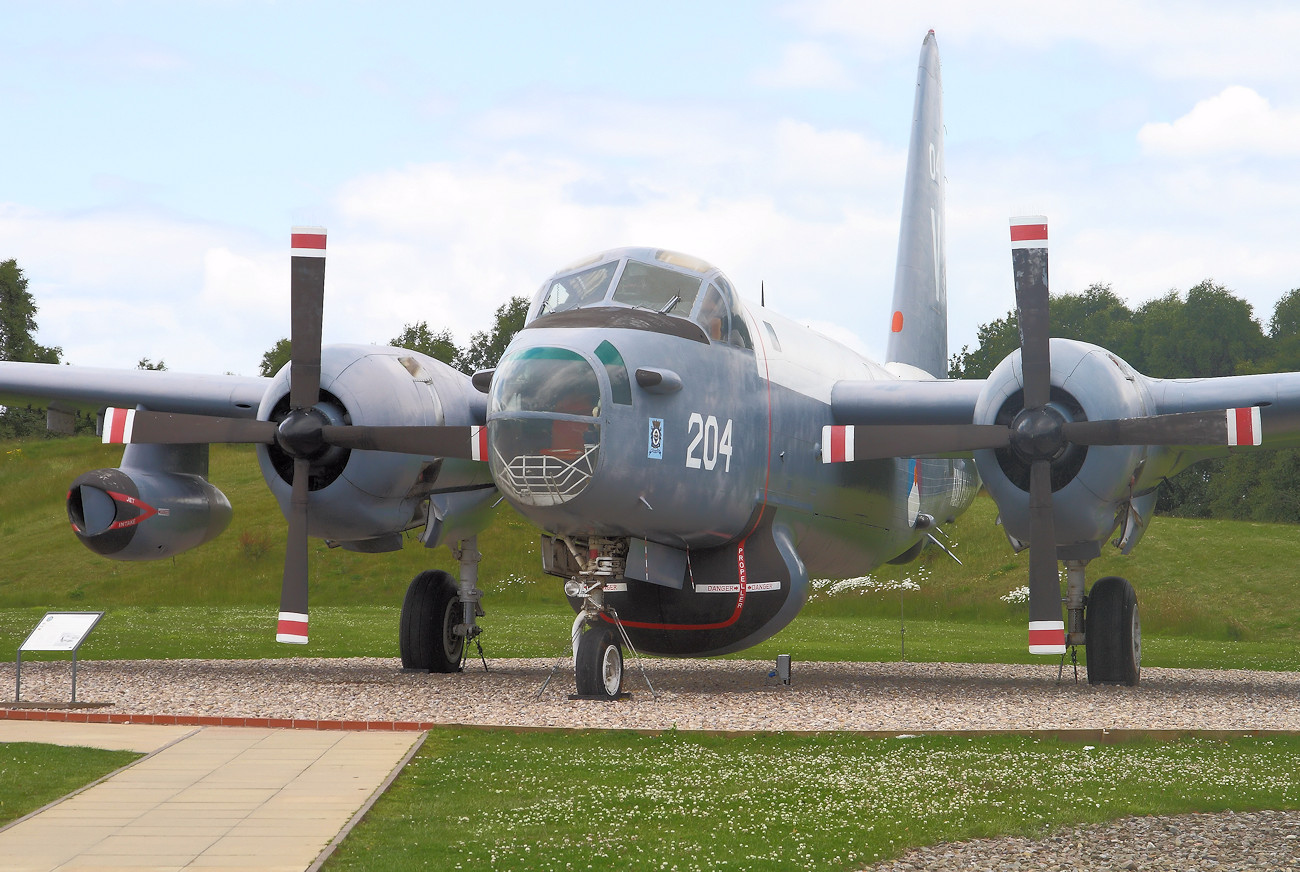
left=686, top=413, right=733, bottom=472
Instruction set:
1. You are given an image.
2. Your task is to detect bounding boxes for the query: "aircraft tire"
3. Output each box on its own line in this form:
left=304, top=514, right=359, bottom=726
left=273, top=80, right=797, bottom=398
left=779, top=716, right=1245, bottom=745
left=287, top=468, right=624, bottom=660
left=399, top=570, right=464, bottom=673
left=1085, top=576, right=1140, bottom=686
left=575, top=624, right=623, bottom=698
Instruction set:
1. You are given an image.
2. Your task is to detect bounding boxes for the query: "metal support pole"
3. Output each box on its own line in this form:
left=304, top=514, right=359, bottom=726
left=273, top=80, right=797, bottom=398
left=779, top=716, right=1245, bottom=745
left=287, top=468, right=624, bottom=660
left=15, top=650, right=21, bottom=703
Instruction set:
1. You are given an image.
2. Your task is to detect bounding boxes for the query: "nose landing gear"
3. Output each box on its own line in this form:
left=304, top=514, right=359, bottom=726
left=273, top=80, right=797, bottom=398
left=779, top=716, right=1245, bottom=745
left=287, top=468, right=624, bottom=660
left=575, top=622, right=624, bottom=698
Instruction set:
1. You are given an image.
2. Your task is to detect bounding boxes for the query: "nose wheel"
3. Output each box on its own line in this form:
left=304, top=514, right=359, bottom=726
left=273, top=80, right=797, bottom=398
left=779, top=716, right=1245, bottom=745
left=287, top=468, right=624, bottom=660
left=575, top=624, right=624, bottom=699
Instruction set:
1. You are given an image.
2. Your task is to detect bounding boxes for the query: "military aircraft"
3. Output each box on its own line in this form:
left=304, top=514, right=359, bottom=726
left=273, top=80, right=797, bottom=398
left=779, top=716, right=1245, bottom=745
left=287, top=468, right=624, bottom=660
left=3, top=32, right=1296, bottom=698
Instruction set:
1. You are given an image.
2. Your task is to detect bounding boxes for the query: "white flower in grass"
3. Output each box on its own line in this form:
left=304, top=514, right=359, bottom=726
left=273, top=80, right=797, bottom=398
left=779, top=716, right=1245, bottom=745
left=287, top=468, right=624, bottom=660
left=1000, top=585, right=1030, bottom=604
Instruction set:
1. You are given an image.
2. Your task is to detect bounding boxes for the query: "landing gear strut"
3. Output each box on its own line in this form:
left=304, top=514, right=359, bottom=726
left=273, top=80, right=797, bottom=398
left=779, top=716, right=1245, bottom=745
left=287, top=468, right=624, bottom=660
left=399, top=535, right=485, bottom=673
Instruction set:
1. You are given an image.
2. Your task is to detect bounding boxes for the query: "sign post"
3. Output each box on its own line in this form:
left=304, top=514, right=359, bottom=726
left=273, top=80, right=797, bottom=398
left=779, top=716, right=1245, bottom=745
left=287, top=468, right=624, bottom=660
left=16, top=612, right=104, bottom=703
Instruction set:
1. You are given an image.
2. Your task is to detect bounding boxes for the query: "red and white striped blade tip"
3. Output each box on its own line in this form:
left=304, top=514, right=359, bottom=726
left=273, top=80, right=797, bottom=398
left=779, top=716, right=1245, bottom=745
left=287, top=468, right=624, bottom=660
left=470, top=425, right=489, bottom=461
left=1028, top=620, right=1066, bottom=655
left=290, top=226, right=327, bottom=257
left=1010, top=216, right=1048, bottom=247
left=276, top=611, right=309, bottom=644
left=821, top=425, right=854, bottom=463
left=102, top=408, right=135, bottom=444
left=1227, top=407, right=1262, bottom=446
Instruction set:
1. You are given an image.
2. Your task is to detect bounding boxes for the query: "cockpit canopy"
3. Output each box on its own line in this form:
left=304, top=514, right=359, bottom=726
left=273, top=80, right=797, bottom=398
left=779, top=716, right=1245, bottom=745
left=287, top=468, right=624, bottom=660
left=528, top=247, right=753, bottom=349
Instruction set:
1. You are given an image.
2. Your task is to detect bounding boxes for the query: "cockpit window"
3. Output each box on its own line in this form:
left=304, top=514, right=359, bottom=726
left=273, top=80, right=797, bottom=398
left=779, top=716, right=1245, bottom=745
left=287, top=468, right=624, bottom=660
left=696, top=276, right=753, bottom=349
left=594, top=340, right=632, bottom=405
left=697, top=285, right=731, bottom=343
left=611, top=261, right=703, bottom=314
left=537, top=262, right=618, bottom=317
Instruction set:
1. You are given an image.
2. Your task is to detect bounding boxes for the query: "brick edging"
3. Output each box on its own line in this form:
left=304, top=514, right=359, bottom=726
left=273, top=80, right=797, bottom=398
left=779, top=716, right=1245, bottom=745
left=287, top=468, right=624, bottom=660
left=0, top=709, right=434, bottom=731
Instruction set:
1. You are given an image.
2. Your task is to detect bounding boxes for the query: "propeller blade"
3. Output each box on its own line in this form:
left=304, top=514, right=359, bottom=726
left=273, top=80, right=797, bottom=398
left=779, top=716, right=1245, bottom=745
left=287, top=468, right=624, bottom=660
left=276, top=456, right=311, bottom=644
left=289, top=227, right=327, bottom=410
left=320, top=423, right=490, bottom=460
left=1026, top=458, right=1065, bottom=654
left=1061, top=406, right=1263, bottom=448
left=820, top=423, right=1009, bottom=463
left=1010, top=216, right=1051, bottom=410
left=101, top=407, right=277, bottom=445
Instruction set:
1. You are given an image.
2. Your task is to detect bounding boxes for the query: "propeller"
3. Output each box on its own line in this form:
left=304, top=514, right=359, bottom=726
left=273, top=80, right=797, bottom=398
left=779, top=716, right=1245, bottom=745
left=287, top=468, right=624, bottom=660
left=101, top=227, right=491, bottom=645
left=825, top=215, right=1265, bottom=653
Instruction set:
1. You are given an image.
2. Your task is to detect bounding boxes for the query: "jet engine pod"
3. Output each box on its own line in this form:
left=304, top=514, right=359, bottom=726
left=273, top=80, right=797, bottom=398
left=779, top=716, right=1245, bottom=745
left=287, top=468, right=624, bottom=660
left=973, top=338, right=1156, bottom=549
left=67, top=466, right=232, bottom=560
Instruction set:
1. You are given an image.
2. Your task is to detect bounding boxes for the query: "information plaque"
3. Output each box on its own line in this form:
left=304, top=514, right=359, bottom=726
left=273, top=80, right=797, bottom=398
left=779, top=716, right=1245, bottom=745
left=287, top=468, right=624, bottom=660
left=15, top=611, right=104, bottom=703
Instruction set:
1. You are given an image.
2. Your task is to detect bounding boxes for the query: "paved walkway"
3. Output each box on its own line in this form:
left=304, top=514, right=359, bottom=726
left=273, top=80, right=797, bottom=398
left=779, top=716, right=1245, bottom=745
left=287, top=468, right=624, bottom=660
left=0, top=722, right=422, bottom=872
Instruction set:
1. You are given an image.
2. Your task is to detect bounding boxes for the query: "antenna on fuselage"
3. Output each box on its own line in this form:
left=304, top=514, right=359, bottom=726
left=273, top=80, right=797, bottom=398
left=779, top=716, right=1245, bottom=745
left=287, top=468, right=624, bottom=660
left=761, top=281, right=765, bottom=308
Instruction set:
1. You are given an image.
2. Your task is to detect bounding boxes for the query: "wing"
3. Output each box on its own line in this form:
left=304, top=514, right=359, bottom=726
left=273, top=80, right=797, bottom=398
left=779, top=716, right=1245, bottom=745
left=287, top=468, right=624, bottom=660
left=0, top=360, right=269, bottom=421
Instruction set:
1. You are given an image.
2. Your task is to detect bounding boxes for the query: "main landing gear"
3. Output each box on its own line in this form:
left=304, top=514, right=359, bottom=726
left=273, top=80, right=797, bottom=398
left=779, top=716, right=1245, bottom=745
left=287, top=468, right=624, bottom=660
left=399, top=536, right=485, bottom=673
left=1063, top=561, right=1141, bottom=686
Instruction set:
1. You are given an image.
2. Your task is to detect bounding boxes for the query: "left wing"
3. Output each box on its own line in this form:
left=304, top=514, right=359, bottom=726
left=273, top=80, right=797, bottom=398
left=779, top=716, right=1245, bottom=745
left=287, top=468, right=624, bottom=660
left=0, top=360, right=269, bottom=422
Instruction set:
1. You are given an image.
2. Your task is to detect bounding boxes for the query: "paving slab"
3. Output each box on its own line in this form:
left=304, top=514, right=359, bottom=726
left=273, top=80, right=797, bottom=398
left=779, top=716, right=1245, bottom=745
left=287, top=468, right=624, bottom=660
left=0, top=725, right=421, bottom=872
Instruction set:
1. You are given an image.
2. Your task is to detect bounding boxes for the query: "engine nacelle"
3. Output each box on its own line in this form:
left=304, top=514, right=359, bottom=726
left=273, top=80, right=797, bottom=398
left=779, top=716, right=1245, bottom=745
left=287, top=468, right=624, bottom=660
left=973, top=339, right=1157, bottom=554
left=256, top=344, right=495, bottom=549
left=67, top=448, right=232, bottom=561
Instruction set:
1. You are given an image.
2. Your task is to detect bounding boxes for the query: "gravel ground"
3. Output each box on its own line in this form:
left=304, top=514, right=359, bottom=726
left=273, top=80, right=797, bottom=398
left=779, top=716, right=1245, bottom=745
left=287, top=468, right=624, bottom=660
left=10, top=656, right=1300, bottom=732
left=6, top=657, right=1300, bottom=869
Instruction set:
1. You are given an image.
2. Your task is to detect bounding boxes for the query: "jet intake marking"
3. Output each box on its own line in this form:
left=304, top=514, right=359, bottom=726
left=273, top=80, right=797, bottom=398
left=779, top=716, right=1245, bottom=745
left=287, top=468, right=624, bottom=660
left=821, top=425, right=854, bottom=463
left=102, top=407, right=135, bottom=444
left=1028, top=619, right=1066, bottom=654
left=1227, top=407, right=1262, bottom=446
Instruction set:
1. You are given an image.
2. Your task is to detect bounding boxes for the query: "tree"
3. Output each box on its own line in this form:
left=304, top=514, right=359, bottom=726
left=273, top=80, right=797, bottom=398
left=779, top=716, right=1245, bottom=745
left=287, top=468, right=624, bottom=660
left=456, top=296, right=529, bottom=374
left=1050, top=283, right=1139, bottom=363
left=259, top=338, right=292, bottom=377
left=389, top=321, right=459, bottom=366
left=0, top=260, right=59, bottom=364
left=0, top=259, right=63, bottom=440
left=1131, top=282, right=1266, bottom=378
left=948, top=311, right=1018, bottom=378
left=137, top=357, right=167, bottom=371
left=1262, top=289, right=1300, bottom=374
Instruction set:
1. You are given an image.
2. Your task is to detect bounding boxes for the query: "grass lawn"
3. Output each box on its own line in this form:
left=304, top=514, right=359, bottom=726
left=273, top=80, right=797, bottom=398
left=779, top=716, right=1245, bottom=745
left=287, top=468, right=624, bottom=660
left=0, top=742, right=141, bottom=827
left=323, top=730, right=1300, bottom=871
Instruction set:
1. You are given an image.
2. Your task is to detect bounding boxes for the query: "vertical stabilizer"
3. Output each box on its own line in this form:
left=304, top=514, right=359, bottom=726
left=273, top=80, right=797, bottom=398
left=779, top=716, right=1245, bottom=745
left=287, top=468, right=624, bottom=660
left=885, top=31, right=947, bottom=378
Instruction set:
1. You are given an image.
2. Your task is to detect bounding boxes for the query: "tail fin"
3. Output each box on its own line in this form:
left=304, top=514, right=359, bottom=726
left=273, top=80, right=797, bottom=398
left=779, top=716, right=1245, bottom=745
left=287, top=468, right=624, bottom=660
left=885, top=31, right=948, bottom=379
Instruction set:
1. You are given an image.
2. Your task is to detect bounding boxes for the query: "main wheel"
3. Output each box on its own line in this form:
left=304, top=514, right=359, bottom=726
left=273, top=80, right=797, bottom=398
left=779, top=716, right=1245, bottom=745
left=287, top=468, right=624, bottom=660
left=1085, top=575, right=1140, bottom=686
left=399, top=570, right=464, bottom=673
left=575, top=624, right=623, bottom=699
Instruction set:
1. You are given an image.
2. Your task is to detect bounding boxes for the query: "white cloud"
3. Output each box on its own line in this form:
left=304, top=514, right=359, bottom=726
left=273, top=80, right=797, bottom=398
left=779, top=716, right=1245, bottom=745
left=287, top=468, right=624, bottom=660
left=791, top=0, right=1300, bottom=85
left=754, top=41, right=853, bottom=89
left=1138, top=86, right=1300, bottom=158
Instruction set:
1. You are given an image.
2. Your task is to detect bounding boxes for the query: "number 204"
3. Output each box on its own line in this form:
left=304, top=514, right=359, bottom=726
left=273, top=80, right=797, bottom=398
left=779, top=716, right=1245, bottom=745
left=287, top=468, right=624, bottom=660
left=686, top=413, right=733, bottom=472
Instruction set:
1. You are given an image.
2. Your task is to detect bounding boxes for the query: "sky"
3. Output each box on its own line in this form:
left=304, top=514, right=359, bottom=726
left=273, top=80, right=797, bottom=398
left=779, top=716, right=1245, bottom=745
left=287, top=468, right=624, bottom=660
left=5, top=0, right=1300, bottom=375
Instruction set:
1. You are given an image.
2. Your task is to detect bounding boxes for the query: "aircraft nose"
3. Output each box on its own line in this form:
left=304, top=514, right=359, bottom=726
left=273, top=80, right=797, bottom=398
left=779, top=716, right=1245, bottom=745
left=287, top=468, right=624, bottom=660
left=487, top=346, right=604, bottom=507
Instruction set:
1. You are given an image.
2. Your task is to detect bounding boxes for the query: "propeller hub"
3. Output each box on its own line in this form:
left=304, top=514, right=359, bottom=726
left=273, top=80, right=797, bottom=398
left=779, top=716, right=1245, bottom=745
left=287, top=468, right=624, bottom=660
left=1009, top=405, right=1067, bottom=462
left=276, top=407, right=330, bottom=460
